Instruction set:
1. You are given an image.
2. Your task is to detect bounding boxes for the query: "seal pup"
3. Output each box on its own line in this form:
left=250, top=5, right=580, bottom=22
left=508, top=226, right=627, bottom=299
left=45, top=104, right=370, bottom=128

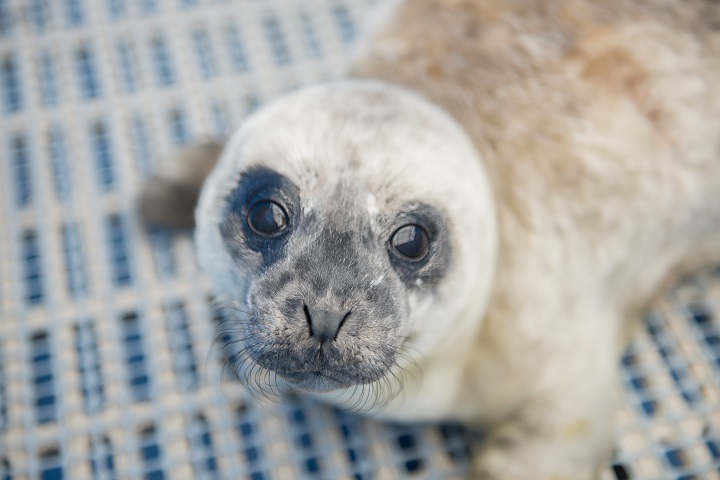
left=139, top=1, right=720, bottom=478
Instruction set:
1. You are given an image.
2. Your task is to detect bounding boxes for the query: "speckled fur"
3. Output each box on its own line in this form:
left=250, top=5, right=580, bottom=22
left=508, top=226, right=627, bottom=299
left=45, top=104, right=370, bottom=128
left=147, top=1, right=720, bottom=478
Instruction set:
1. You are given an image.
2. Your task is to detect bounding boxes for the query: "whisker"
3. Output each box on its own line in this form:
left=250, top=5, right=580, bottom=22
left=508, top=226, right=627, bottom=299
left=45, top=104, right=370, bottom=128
left=212, top=298, right=424, bottom=414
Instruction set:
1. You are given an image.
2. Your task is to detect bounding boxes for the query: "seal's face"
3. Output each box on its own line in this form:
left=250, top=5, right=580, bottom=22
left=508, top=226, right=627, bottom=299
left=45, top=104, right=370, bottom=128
left=218, top=163, right=450, bottom=392
left=197, top=81, right=497, bottom=402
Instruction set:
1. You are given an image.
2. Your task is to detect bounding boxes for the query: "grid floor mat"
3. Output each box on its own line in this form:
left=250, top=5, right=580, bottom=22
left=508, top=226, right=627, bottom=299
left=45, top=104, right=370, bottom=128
left=0, top=0, right=718, bottom=478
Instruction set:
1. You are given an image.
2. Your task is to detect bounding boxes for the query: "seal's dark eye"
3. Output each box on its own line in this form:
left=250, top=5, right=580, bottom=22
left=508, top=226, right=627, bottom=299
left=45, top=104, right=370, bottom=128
left=391, top=224, right=429, bottom=261
left=247, top=200, right=288, bottom=236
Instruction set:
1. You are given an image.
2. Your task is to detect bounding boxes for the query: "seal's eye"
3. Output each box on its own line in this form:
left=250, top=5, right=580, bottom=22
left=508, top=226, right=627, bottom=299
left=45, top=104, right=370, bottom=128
left=247, top=200, right=288, bottom=236
left=391, top=224, right=429, bottom=261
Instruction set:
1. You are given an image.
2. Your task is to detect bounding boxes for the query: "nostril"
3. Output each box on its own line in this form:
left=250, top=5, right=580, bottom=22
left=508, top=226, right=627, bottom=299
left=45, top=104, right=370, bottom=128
left=337, top=310, right=351, bottom=338
left=303, top=303, right=313, bottom=335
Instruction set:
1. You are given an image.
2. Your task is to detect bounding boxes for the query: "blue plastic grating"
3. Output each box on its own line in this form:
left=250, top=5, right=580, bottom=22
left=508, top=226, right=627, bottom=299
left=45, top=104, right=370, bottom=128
left=0, top=1, right=718, bottom=478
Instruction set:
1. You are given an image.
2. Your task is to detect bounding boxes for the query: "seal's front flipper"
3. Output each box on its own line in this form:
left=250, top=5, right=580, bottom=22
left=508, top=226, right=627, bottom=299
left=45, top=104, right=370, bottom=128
left=137, top=140, right=224, bottom=230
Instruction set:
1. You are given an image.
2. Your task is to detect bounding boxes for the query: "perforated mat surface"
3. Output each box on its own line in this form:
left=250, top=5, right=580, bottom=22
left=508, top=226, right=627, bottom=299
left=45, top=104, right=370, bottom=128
left=0, top=0, right=719, bottom=479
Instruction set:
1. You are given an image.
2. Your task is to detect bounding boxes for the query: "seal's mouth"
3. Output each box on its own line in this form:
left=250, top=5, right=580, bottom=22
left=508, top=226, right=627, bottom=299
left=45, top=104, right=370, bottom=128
left=279, top=371, right=352, bottom=393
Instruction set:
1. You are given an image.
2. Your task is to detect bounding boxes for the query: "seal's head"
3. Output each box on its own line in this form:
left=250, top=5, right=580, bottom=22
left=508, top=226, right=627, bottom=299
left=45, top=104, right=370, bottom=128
left=196, top=81, right=497, bottom=406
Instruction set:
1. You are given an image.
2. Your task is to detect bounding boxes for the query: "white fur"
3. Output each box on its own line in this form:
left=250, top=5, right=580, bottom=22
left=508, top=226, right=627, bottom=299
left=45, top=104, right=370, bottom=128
left=194, top=1, right=720, bottom=478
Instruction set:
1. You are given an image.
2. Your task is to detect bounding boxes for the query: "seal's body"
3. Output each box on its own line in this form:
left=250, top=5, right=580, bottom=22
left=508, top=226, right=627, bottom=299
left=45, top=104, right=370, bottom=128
left=139, top=1, right=720, bottom=478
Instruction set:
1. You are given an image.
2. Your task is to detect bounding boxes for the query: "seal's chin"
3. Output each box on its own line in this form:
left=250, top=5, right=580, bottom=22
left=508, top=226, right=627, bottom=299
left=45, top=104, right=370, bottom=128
left=280, top=371, right=352, bottom=393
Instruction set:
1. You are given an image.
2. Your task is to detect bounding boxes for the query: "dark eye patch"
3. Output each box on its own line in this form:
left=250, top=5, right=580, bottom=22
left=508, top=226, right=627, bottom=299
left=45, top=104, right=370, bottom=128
left=220, top=166, right=300, bottom=267
left=386, top=203, right=451, bottom=290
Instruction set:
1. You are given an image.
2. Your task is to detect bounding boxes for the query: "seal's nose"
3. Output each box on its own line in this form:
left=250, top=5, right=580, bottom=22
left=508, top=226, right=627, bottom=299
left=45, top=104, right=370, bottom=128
left=303, top=304, right=351, bottom=343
